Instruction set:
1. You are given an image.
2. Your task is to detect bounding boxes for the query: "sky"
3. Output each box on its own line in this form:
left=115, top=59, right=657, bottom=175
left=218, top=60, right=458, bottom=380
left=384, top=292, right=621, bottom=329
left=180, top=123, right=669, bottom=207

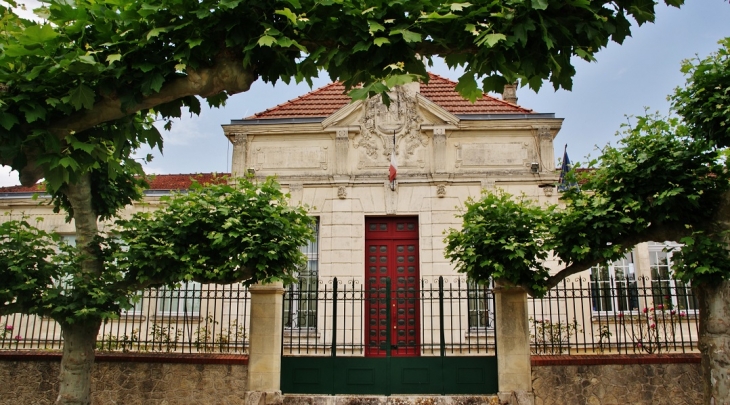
left=2, top=1, right=730, bottom=187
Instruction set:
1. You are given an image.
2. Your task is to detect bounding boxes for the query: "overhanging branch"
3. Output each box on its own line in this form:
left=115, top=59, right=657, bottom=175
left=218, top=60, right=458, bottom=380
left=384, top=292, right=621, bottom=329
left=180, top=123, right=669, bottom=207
left=521, top=222, right=692, bottom=297
left=12, top=55, right=257, bottom=186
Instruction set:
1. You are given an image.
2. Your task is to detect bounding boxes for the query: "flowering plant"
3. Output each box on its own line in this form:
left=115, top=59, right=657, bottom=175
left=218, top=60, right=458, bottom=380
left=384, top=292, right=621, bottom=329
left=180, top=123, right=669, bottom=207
left=617, top=301, right=687, bottom=354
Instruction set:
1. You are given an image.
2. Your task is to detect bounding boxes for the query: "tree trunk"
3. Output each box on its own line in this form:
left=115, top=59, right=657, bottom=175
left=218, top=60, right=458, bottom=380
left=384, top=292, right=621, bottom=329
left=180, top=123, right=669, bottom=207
left=55, top=319, right=102, bottom=405
left=697, top=280, right=730, bottom=405
left=55, top=173, right=103, bottom=405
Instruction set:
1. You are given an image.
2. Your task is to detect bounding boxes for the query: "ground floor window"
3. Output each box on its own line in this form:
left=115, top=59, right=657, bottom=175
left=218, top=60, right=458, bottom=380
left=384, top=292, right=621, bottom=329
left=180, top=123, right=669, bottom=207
left=284, top=218, right=319, bottom=328
left=649, top=242, right=698, bottom=311
left=467, top=280, right=493, bottom=329
left=157, top=281, right=202, bottom=315
left=590, top=253, right=639, bottom=313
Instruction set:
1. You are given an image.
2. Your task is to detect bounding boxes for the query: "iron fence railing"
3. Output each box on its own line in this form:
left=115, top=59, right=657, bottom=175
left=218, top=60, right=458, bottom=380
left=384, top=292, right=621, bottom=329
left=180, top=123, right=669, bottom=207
left=528, top=276, right=700, bottom=355
left=282, top=276, right=496, bottom=356
left=1, top=274, right=700, bottom=357
left=0, top=283, right=250, bottom=353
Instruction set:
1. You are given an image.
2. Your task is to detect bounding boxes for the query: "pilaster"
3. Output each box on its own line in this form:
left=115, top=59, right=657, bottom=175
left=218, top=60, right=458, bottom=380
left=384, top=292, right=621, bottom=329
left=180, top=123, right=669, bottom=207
left=432, top=127, right=447, bottom=174
left=335, top=129, right=350, bottom=175
left=231, top=133, right=249, bottom=178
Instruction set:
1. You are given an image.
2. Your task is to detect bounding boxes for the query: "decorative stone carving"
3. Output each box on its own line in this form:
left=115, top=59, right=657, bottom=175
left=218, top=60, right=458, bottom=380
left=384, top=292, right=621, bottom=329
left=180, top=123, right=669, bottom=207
left=337, top=186, right=347, bottom=199
left=455, top=142, right=529, bottom=168
left=436, top=184, right=446, bottom=198
left=354, top=87, right=427, bottom=170
left=255, top=146, right=328, bottom=171
left=335, top=129, right=349, bottom=175
left=230, top=133, right=249, bottom=177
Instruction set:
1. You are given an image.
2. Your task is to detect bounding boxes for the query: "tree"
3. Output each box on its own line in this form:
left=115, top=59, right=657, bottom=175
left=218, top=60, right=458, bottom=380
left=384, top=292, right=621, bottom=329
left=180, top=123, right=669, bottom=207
left=0, top=0, right=684, bottom=403
left=0, top=177, right=314, bottom=403
left=445, top=37, right=730, bottom=404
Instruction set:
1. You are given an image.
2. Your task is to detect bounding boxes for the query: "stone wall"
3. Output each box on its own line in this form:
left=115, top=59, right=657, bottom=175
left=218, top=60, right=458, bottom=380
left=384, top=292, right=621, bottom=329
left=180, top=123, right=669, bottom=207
left=532, top=355, right=702, bottom=405
left=0, top=353, right=248, bottom=405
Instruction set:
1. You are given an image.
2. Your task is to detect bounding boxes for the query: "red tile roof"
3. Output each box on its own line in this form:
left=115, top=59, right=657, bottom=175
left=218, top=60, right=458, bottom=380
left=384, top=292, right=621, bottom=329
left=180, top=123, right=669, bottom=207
left=247, top=73, right=533, bottom=120
left=0, top=173, right=230, bottom=194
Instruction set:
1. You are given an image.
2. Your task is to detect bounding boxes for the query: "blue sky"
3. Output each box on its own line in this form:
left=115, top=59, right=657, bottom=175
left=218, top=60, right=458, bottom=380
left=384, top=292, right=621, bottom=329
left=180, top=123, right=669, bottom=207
left=1, top=1, right=729, bottom=186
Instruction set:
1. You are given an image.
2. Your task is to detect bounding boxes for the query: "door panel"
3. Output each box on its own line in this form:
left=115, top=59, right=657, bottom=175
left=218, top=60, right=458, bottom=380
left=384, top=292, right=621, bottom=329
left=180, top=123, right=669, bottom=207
left=365, top=217, right=419, bottom=357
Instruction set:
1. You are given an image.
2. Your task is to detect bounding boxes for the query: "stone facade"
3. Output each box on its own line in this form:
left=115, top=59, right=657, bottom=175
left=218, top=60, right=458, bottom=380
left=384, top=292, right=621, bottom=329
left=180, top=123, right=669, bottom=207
left=532, top=361, right=702, bottom=405
left=0, top=357, right=248, bottom=405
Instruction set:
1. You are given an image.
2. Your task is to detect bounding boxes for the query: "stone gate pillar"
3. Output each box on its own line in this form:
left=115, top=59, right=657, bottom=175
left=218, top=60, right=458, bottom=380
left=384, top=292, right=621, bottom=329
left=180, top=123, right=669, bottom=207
left=494, top=282, right=534, bottom=405
left=245, top=282, right=284, bottom=405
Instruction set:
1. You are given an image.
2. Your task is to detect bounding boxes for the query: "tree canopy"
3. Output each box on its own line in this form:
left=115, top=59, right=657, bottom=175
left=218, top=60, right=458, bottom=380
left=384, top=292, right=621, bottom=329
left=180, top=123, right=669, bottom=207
left=444, top=37, right=730, bottom=404
left=1, top=0, right=683, bottom=190
left=445, top=37, right=730, bottom=296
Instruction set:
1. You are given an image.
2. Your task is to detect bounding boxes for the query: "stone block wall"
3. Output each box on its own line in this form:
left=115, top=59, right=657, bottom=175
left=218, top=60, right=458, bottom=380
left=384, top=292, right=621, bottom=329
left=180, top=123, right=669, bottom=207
left=0, top=352, right=248, bottom=405
left=532, top=354, right=702, bottom=405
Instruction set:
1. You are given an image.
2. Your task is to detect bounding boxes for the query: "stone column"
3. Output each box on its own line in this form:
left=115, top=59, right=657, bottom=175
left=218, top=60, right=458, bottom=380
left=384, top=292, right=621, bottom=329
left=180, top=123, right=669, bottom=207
left=231, top=133, right=249, bottom=178
left=246, top=282, right=284, bottom=405
left=494, top=282, right=534, bottom=405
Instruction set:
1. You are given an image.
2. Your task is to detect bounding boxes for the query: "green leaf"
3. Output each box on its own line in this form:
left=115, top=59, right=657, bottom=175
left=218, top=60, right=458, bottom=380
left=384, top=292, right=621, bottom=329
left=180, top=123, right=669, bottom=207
left=106, top=54, right=122, bottom=65
left=373, top=37, right=390, bottom=47
left=68, top=85, right=95, bottom=111
left=0, top=113, right=19, bottom=130
left=531, top=0, right=548, bottom=10
left=18, top=24, right=59, bottom=45
left=186, top=38, right=203, bottom=49
left=275, top=8, right=297, bottom=24
left=390, top=29, right=421, bottom=43
left=149, top=73, right=165, bottom=93
left=146, top=27, right=168, bottom=40
left=476, top=33, right=506, bottom=48
left=258, top=35, right=277, bottom=47
left=368, top=20, right=385, bottom=35
left=19, top=104, right=47, bottom=123
left=450, top=2, right=472, bottom=11
left=455, top=74, right=482, bottom=102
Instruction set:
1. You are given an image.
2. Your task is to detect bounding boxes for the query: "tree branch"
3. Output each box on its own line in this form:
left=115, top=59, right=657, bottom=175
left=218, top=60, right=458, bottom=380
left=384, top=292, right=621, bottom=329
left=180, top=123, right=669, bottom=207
left=520, top=222, right=693, bottom=297
left=12, top=55, right=257, bottom=186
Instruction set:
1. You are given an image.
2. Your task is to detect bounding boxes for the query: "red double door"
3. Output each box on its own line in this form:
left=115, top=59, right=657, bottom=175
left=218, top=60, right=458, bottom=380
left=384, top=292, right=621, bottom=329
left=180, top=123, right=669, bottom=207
left=364, top=217, right=420, bottom=357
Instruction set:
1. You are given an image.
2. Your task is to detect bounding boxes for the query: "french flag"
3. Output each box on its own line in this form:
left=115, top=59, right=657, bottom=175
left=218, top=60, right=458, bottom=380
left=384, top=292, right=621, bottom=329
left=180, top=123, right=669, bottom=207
left=389, top=148, right=397, bottom=182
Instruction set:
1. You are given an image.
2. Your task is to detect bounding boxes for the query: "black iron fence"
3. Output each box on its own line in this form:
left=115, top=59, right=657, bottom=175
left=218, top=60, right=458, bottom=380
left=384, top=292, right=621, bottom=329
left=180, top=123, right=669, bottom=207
left=282, top=276, right=495, bottom=356
left=1, top=274, right=701, bottom=357
left=0, top=283, right=250, bottom=353
left=528, top=276, right=700, bottom=355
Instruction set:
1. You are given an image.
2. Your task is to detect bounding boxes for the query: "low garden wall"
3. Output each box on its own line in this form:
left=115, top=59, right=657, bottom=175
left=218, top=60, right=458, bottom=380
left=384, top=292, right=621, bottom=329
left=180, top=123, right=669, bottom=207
left=0, top=352, right=703, bottom=404
left=532, top=354, right=703, bottom=405
left=0, top=352, right=248, bottom=405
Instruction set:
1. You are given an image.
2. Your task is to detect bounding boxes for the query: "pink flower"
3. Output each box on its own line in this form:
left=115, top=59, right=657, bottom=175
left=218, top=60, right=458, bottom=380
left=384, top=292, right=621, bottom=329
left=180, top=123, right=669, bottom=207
left=642, top=307, right=648, bottom=314
left=617, top=313, right=624, bottom=318
left=4, top=325, right=12, bottom=331
left=649, top=307, right=654, bottom=312
left=637, top=343, right=643, bottom=348
left=14, top=335, right=21, bottom=341
left=670, top=310, right=676, bottom=315
left=680, top=311, right=686, bottom=317
left=650, top=323, right=656, bottom=329
left=657, top=304, right=664, bottom=310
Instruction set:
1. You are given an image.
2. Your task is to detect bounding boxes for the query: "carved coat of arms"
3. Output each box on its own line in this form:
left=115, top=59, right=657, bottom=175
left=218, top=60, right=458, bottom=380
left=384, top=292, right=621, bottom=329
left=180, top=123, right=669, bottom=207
left=353, top=87, right=428, bottom=170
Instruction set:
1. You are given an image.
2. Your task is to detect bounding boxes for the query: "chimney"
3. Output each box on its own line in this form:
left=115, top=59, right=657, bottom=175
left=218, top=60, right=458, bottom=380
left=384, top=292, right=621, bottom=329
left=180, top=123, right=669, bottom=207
left=502, top=83, right=518, bottom=105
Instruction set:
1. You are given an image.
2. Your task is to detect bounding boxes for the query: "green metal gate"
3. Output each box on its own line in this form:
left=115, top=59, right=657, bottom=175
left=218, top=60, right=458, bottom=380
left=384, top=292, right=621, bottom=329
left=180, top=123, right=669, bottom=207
left=281, top=277, right=498, bottom=395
